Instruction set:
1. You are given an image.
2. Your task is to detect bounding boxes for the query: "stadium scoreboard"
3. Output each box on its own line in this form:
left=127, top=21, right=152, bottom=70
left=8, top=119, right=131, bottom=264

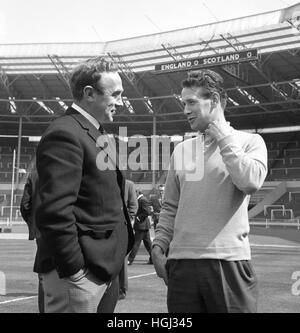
left=154, top=49, right=258, bottom=73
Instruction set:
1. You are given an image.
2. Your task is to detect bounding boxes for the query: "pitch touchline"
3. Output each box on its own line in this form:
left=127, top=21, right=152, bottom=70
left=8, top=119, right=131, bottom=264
left=0, top=296, right=37, bottom=305
left=251, top=243, right=300, bottom=249
left=129, top=272, right=156, bottom=279
left=0, top=272, right=157, bottom=305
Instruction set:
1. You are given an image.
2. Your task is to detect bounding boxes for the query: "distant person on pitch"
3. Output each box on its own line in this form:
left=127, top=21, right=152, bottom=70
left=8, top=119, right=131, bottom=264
left=20, top=166, right=44, bottom=313
left=150, top=184, right=165, bottom=230
left=128, top=189, right=153, bottom=265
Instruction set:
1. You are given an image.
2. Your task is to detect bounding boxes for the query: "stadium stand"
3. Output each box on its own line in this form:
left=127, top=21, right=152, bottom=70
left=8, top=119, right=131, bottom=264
left=1, top=3, right=300, bottom=230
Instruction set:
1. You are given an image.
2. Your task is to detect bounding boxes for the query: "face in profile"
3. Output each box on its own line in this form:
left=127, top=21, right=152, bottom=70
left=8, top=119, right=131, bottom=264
left=158, top=186, right=165, bottom=197
left=92, top=72, right=124, bottom=123
left=181, top=86, right=214, bottom=133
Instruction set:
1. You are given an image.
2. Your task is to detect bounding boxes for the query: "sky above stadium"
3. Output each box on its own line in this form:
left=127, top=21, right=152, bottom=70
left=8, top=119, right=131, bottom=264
left=0, top=0, right=299, bottom=44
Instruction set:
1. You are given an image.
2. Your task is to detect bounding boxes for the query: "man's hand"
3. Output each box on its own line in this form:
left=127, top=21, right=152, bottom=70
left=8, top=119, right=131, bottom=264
left=152, top=245, right=168, bottom=286
left=205, top=119, right=232, bottom=142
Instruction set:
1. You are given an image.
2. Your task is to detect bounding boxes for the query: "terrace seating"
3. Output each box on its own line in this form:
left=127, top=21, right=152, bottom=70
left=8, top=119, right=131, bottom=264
left=284, top=148, right=300, bottom=158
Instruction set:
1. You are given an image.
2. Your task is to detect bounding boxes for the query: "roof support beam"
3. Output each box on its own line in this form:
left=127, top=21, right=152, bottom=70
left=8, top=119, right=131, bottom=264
left=161, top=43, right=185, bottom=61
left=221, top=33, right=292, bottom=103
left=220, top=33, right=286, bottom=112
left=0, top=66, right=31, bottom=121
left=48, top=54, right=71, bottom=93
left=108, top=52, right=171, bottom=119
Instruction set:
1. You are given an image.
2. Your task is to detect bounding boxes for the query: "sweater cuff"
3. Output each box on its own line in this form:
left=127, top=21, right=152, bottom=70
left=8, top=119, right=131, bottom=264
left=152, top=240, right=169, bottom=255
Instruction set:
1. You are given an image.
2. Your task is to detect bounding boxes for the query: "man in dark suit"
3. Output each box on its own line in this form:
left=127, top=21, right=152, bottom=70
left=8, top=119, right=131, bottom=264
left=150, top=184, right=165, bottom=230
left=128, top=189, right=153, bottom=265
left=34, top=56, right=134, bottom=313
left=20, top=167, right=44, bottom=313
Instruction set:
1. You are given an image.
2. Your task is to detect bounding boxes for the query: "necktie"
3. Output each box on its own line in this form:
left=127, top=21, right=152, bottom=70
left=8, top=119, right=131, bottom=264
left=98, top=124, right=105, bottom=134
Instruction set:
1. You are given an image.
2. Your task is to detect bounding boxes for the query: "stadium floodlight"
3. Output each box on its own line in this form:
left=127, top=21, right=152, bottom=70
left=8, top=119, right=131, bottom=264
left=173, top=94, right=182, bottom=101
left=55, top=97, right=68, bottom=111
left=9, top=97, right=16, bottom=113
left=228, top=97, right=239, bottom=106
left=122, top=96, right=134, bottom=113
left=116, top=135, right=129, bottom=142
left=185, top=132, right=198, bottom=136
left=28, top=136, right=41, bottom=142
left=293, top=79, right=300, bottom=88
left=144, top=96, right=153, bottom=113
left=237, top=88, right=260, bottom=104
left=171, top=135, right=183, bottom=142
left=279, top=91, right=288, bottom=98
left=32, top=97, right=54, bottom=114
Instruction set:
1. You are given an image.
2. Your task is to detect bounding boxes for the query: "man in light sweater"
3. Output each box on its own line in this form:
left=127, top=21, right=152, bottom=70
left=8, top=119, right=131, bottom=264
left=152, top=69, right=268, bottom=313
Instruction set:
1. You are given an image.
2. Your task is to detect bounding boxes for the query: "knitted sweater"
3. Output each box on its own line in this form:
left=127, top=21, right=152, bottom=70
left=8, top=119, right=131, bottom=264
left=152, top=129, right=268, bottom=261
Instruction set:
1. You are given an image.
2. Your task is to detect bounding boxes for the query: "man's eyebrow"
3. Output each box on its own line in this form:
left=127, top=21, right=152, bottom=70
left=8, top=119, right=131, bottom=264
left=112, top=89, right=123, bottom=96
left=183, top=98, right=198, bottom=103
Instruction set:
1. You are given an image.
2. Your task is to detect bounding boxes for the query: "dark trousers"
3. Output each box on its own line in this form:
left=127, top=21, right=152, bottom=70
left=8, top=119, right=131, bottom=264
left=119, top=256, right=128, bottom=293
left=128, top=229, right=152, bottom=263
left=97, top=277, right=119, bottom=313
left=37, top=274, right=44, bottom=313
left=35, top=239, right=44, bottom=313
left=166, top=259, right=258, bottom=313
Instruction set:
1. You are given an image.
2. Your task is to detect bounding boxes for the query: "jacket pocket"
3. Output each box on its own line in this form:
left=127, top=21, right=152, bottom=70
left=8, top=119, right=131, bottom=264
left=76, top=222, right=114, bottom=240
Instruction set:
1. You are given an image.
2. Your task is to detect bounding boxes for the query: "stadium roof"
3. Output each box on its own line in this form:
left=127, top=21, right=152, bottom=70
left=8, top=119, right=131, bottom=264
left=1, top=3, right=300, bottom=136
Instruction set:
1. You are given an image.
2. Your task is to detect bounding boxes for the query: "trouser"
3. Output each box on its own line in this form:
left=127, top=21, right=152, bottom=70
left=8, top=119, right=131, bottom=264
left=35, top=240, right=44, bottom=313
left=37, top=274, right=44, bottom=313
left=97, top=277, right=119, bottom=313
left=128, top=230, right=152, bottom=263
left=166, top=259, right=258, bottom=313
left=40, top=269, right=108, bottom=313
left=119, top=256, right=128, bottom=293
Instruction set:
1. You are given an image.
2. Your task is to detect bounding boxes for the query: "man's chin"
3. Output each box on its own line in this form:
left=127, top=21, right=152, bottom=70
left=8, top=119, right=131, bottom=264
left=190, top=123, right=199, bottom=131
left=105, top=115, right=114, bottom=123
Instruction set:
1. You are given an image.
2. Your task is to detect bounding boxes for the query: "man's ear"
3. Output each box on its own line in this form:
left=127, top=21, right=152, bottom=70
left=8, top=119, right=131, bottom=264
left=212, top=92, right=220, bottom=106
left=210, top=92, right=220, bottom=112
left=83, top=86, right=94, bottom=101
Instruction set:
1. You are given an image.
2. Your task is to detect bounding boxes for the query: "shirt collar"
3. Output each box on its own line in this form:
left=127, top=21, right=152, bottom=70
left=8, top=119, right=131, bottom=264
left=72, top=103, right=100, bottom=130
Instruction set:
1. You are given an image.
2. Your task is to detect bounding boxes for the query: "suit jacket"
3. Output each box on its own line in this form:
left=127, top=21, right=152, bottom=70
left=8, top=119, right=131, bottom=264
left=134, top=195, right=152, bottom=231
left=149, top=194, right=163, bottom=223
left=124, top=180, right=138, bottom=220
left=20, top=170, right=41, bottom=240
left=34, top=107, right=134, bottom=282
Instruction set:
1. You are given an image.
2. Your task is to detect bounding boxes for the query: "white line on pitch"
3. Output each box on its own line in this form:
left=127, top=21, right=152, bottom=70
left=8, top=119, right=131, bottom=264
left=251, top=243, right=300, bottom=249
left=0, top=296, right=37, bottom=305
left=0, top=273, right=157, bottom=305
left=129, top=272, right=156, bottom=279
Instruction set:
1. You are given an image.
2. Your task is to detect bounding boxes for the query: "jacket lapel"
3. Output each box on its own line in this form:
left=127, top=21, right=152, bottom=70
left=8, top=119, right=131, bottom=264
left=66, top=107, right=118, bottom=169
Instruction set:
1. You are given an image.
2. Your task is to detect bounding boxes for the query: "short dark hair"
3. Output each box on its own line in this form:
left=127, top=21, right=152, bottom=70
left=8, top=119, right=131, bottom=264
left=181, top=69, right=227, bottom=109
left=70, top=56, right=119, bottom=101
